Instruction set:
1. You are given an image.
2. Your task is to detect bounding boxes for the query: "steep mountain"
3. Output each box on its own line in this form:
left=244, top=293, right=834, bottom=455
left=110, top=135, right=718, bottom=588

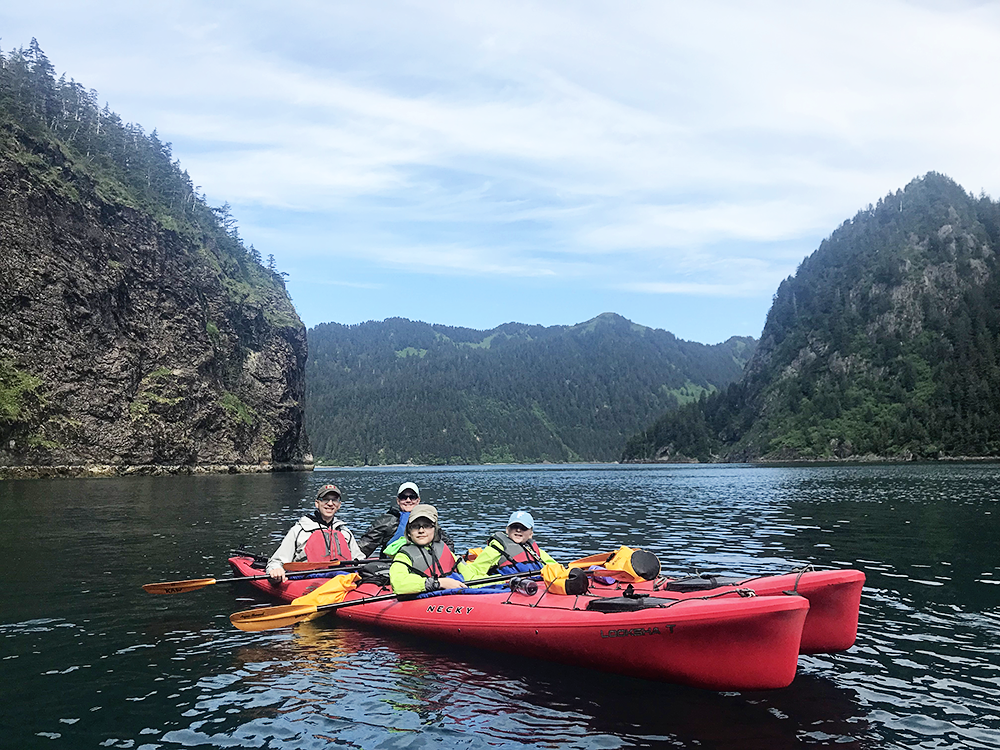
left=623, top=172, right=1000, bottom=462
left=0, top=41, right=311, bottom=476
left=306, top=313, right=755, bottom=464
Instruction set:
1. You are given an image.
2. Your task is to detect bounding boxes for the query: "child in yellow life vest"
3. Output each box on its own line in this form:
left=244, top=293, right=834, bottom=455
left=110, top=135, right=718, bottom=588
left=388, top=504, right=473, bottom=595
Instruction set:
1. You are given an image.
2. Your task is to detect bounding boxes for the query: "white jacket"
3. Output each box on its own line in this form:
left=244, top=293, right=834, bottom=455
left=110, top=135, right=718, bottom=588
left=266, top=512, right=363, bottom=574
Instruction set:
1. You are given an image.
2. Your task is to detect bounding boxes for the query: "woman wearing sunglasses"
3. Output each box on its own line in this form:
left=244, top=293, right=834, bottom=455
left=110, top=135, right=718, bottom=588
left=266, top=483, right=363, bottom=582
left=357, top=481, right=455, bottom=559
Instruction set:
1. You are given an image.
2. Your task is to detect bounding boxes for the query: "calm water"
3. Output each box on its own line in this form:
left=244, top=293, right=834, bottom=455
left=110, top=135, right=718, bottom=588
left=1, top=463, right=999, bottom=749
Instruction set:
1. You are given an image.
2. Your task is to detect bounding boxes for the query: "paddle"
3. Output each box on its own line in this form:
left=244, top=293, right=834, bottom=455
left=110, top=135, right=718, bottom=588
left=229, top=571, right=534, bottom=632
left=283, top=558, right=380, bottom=572
left=143, top=559, right=377, bottom=595
left=229, top=550, right=382, bottom=572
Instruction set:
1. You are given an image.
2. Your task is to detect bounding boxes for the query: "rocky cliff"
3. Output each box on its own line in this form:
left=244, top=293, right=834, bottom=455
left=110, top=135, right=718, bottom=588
left=0, top=48, right=311, bottom=477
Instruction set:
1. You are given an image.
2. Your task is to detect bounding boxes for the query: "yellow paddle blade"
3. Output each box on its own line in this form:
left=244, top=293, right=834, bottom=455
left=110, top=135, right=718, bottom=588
left=291, top=573, right=360, bottom=607
left=229, top=603, right=321, bottom=632
left=142, top=578, right=217, bottom=595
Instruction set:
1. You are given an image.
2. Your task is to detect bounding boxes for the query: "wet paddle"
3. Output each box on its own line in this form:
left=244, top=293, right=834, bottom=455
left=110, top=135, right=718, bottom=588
left=143, top=559, right=377, bottom=595
left=229, top=571, right=533, bottom=632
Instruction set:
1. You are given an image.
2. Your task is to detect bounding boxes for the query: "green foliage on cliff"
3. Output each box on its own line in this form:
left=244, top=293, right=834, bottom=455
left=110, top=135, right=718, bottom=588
left=306, top=313, right=756, bottom=465
left=220, top=392, right=257, bottom=427
left=0, top=360, right=45, bottom=425
left=623, top=173, right=1000, bottom=462
left=0, top=39, right=294, bottom=323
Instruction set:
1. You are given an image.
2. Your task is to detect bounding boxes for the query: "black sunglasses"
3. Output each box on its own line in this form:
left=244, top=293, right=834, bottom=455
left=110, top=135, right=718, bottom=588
left=398, top=492, right=418, bottom=500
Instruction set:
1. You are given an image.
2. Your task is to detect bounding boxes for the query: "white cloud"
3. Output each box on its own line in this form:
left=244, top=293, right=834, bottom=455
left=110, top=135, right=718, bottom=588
left=5, top=0, right=1000, bottom=339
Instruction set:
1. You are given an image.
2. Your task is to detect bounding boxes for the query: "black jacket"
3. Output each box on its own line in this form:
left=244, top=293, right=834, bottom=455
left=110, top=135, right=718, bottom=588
left=358, top=505, right=455, bottom=558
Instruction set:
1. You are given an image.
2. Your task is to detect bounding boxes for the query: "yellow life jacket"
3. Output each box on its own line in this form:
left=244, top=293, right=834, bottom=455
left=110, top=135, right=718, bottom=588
left=597, top=546, right=662, bottom=582
left=541, top=563, right=589, bottom=595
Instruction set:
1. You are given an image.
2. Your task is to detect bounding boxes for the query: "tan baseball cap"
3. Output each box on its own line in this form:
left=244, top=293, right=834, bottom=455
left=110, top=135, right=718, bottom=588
left=407, top=504, right=438, bottom=525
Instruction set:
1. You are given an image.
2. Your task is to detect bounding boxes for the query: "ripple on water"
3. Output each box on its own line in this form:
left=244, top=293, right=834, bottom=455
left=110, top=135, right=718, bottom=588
left=5, top=463, right=1000, bottom=749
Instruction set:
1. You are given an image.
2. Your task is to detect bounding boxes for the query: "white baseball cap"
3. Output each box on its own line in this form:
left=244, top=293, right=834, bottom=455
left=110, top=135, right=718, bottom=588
left=397, top=482, right=420, bottom=497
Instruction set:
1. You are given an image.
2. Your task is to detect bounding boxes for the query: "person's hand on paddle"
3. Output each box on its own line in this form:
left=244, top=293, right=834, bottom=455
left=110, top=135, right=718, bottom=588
left=268, top=564, right=287, bottom=583
left=438, top=577, right=467, bottom=590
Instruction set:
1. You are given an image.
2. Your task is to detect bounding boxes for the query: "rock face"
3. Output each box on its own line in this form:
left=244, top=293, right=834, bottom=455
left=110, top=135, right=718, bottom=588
left=0, top=132, right=312, bottom=476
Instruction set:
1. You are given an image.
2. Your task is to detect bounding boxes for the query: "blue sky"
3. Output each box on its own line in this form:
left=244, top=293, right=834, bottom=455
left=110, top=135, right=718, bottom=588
left=4, top=1, right=1000, bottom=343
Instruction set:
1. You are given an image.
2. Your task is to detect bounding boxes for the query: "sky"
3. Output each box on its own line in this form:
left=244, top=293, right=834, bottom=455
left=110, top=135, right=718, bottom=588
left=4, top=1, right=1000, bottom=344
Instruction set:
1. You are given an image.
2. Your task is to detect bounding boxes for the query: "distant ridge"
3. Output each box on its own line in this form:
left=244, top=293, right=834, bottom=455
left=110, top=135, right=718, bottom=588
left=306, top=313, right=755, bottom=465
left=623, top=172, right=1000, bottom=462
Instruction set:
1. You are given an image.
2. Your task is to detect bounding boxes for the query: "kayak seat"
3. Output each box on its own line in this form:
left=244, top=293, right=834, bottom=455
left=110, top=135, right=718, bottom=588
left=358, top=561, right=392, bottom=587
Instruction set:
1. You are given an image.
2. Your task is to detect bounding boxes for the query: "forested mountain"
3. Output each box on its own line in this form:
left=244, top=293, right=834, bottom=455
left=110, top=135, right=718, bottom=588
left=306, top=314, right=755, bottom=464
left=623, top=173, right=1000, bottom=462
left=0, top=41, right=311, bottom=475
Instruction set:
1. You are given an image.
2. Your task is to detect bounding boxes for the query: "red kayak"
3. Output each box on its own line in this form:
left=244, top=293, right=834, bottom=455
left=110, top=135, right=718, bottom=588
left=228, top=556, right=344, bottom=602
left=229, top=556, right=863, bottom=656
left=588, top=567, right=865, bottom=654
left=332, top=580, right=810, bottom=690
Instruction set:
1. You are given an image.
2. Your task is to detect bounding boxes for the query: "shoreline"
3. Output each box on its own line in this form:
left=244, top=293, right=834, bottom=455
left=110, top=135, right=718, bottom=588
left=0, top=462, right=315, bottom=480
left=6, top=455, right=999, bottom=479
left=622, top=455, right=1000, bottom=466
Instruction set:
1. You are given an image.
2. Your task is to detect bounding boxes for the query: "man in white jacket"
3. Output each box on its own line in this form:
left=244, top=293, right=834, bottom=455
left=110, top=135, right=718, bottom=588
left=266, top=483, right=363, bottom=582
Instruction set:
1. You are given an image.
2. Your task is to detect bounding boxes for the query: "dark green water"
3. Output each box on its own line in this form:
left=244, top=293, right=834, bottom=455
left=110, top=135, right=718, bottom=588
left=1, top=463, right=998, bottom=749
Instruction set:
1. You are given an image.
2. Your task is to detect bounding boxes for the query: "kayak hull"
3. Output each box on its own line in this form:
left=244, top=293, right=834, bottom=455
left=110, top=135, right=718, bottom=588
left=591, top=568, right=865, bottom=654
left=334, top=583, right=809, bottom=690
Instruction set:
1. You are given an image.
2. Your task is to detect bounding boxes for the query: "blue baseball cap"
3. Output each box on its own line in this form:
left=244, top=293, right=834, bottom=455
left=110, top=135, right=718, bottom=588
left=507, top=511, right=535, bottom=529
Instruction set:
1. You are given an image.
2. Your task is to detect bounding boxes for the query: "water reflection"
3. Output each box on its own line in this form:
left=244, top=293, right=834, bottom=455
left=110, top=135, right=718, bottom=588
left=152, top=618, right=874, bottom=750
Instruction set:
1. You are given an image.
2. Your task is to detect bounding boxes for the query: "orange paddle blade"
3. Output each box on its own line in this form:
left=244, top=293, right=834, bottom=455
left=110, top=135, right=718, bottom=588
left=229, top=603, right=321, bottom=632
left=142, top=578, right=217, bottom=595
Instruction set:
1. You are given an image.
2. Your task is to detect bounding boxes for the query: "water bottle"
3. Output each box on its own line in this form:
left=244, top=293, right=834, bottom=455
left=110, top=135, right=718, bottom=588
left=510, top=577, right=539, bottom=596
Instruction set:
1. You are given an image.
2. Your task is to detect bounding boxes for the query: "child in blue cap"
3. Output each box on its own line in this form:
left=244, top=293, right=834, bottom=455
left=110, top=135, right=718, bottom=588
left=466, top=510, right=559, bottom=578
